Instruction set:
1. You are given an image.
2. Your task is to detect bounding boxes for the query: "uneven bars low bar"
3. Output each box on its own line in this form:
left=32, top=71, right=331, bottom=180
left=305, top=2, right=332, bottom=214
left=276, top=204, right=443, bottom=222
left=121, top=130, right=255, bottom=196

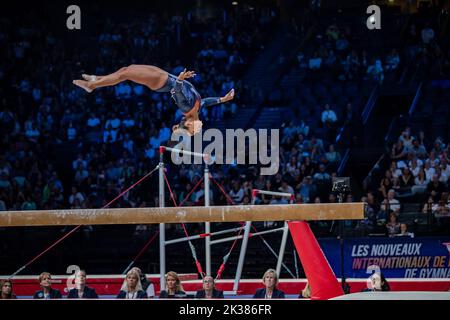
left=160, top=146, right=208, bottom=159
left=165, top=227, right=243, bottom=245
left=210, top=227, right=285, bottom=245
left=252, top=189, right=294, bottom=198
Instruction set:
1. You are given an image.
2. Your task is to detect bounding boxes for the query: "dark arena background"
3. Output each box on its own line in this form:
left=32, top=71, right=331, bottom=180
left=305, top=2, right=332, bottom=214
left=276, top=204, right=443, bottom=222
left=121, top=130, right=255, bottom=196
left=0, top=0, right=450, bottom=303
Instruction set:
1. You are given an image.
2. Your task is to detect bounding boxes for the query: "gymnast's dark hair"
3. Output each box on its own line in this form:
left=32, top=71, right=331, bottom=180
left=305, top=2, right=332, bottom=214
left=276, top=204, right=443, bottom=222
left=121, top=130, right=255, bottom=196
left=380, top=273, right=390, bottom=291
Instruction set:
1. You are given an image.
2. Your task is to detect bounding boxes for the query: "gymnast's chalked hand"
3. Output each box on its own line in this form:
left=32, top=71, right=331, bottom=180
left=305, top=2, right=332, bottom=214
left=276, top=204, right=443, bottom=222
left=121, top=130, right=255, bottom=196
left=221, top=88, right=235, bottom=103
left=177, top=68, right=196, bottom=81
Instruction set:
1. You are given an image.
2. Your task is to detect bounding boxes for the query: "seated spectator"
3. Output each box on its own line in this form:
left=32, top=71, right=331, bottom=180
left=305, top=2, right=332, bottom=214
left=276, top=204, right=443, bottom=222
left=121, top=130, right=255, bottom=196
left=422, top=195, right=436, bottom=215
left=122, top=114, right=136, bottom=128
left=412, top=168, right=429, bottom=195
left=195, top=275, right=224, bottom=299
left=69, top=186, right=85, bottom=205
left=87, top=112, right=101, bottom=128
left=33, top=272, right=62, bottom=299
left=432, top=192, right=450, bottom=217
left=399, top=128, right=414, bottom=149
left=325, top=144, right=341, bottom=163
left=25, top=123, right=40, bottom=141
left=285, top=156, right=299, bottom=178
left=278, top=180, right=294, bottom=196
left=298, top=282, right=311, bottom=299
left=363, top=272, right=390, bottom=292
left=67, top=270, right=99, bottom=298
left=131, top=267, right=155, bottom=298
left=426, top=175, right=447, bottom=202
left=421, top=23, right=435, bottom=45
left=408, top=157, right=422, bottom=177
left=270, top=195, right=289, bottom=205
left=229, top=181, right=244, bottom=204
left=397, top=223, right=414, bottom=238
left=103, top=128, right=118, bottom=143
left=0, top=279, right=16, bottom=299
left=399, top=167, right=414, bottom=194
left=410, top=139, right=428, bottom=159
left=309, top=52, right=322, bottom=70
left=385, top=49, right=400, bottom=71
left=386, top=212, right=400, bottom=237
left=159, top=271, right=186, bottom=298
left=435, top=167, right=448, bottom=184
left=74, top=163, right=89, bottom=185
left=380, top=189, right=401, bottom=216
left=366, top=59, right=384, bottom=84
left=321, top=104, right=338, bottom=127
left=326, top=24, right=339, bottom=41
left=313, top=164, right=332, bottom=198
left=117, top=269, right=147, bottom=299
left=297, top=176, right=313, bottom=203
left=122, top=134, right=134, bottom=154
left=105, top=113, right=121, bottom=131
left=21, top=195, right=37, bottom=211
left=392, top=177, right=402, bottom=193
left=72, top=154, right=87, bottom=171
left=442, top=163, right=450, bottom=179
left=391, top=140, right=407, bottom=162
left=67, top=122, right=77, bottom=141
left=424, top=160, right=436, bottom=181
left=253, top=269, right=285, bottom=299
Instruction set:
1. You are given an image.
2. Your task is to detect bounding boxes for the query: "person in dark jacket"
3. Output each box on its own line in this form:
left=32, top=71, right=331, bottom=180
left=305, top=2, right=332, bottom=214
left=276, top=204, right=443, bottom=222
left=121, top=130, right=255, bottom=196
left=159, top=271, right=186, bottom=298
left=253, top=269, right=285, bottom=299
left=116, top=269, right=147, bottom=299
left=67, top=270, right=99, bottom=299
left=33, top=272, right=62, bottom=299
left=195, top=276, right=224, bottom=299
left=362, top=272, right=391, bottom=292
left=130, top=267, right=155, bottom=298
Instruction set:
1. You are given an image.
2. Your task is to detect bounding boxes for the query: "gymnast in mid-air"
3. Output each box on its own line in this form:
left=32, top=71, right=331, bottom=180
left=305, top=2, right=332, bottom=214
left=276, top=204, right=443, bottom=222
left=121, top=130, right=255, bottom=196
left=73, top=65, right=235, bottom=135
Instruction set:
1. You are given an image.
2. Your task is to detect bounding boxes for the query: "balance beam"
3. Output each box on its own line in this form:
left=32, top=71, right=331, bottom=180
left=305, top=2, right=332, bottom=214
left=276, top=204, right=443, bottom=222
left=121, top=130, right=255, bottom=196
left=0, top=203, right=364, bottom=227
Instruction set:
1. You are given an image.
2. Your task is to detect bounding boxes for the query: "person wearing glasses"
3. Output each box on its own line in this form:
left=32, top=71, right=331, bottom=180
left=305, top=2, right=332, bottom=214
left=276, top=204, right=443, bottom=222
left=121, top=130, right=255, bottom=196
left=195, top=276, right=224, bottom=299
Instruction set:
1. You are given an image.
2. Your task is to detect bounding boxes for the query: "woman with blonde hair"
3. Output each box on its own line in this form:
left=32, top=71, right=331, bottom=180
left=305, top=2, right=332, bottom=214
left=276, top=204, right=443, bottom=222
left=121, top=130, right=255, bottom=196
left=159, top=271, right=186, bottom=298
left=33, top=272, right=62, bottom=299
left=253, top=269, right=285, bottom=299
left=116, top=269, right=147, bottom=299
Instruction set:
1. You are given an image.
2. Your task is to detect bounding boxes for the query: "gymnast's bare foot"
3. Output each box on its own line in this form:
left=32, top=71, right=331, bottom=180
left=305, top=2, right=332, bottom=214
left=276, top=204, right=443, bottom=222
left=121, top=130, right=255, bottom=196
left=73, top=79, right=94, bottom=93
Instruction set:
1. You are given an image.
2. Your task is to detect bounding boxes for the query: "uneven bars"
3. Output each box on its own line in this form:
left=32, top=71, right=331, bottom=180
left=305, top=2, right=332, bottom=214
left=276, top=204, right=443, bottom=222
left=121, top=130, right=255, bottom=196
left=210, top=227, right=285, bottom=245
left=252, top=189, right=294, bottom=200
left=165, top=227, right=243, bottom=245
left=160, top=146, right=209, bottom=159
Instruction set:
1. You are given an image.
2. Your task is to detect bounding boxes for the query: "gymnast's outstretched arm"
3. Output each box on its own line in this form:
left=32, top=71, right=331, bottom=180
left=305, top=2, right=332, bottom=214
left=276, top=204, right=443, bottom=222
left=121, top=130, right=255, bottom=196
left=201, top=88, right=235, bottom=108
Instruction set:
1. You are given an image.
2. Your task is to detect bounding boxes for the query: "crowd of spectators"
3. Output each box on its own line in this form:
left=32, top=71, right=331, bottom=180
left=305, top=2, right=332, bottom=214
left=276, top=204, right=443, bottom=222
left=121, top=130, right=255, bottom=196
left=360, top=126, right=450, bottom=236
